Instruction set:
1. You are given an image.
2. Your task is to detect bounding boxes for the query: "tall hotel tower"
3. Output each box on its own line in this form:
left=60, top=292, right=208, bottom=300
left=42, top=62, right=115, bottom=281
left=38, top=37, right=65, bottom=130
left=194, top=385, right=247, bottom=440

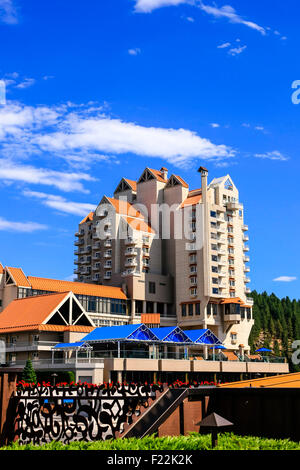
left=74, top=167, right=253, bottom=353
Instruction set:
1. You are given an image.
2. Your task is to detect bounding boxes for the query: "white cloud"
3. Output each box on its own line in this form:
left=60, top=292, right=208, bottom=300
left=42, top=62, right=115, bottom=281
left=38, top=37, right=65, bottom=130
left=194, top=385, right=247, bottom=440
left=0, top=216, right=47, bottom=232
left=0, top=160, right=95, bottom=192
left=254, top=126, right=264, bottom=131
left=254, top=151, right=289, bottom=161
left=0, top=0, right=18, bottom=24
left=0, top=101, right=235, bottom=172
left=134, top=1, right=266, bottom=35
left=273, top=276, right=297, bottom=282
left=228, top=45, right=247, bottom=56
left=128, top=48, right=141, bottom=56
left=15, top=78, right=36, bottom=89
left=217, top=42, right=231, bottom=49
left=210, top=123, right=220, bottom=128
left=134, top=0, right=187, bottom=13
left=23, top=190, right=97, bottom=216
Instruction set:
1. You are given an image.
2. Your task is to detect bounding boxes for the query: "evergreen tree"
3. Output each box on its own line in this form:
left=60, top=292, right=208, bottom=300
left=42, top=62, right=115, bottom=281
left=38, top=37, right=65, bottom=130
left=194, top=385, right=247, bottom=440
left=22, top=359, right=37, bottom=384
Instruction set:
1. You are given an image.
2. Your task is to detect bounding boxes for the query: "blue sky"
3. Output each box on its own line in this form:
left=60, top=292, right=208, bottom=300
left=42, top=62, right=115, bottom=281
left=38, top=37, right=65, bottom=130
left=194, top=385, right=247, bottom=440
left=0, top=0, right=299, bottom=299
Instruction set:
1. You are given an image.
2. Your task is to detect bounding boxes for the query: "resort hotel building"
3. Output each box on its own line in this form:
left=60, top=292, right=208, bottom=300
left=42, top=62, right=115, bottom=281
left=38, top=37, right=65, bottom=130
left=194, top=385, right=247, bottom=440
left=0, top=167, right=289, bottom=383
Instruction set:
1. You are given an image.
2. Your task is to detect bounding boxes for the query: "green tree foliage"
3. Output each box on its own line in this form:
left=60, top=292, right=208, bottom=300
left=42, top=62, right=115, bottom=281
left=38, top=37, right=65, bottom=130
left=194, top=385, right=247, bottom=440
left=249, top=291, right=300, bottom=371
left=22, top=359, right=37, bottom=384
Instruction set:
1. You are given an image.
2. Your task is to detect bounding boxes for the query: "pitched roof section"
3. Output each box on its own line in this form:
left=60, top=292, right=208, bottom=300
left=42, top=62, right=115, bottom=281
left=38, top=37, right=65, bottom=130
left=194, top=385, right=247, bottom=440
left=122, top=216, right=155, bottom=234
left=173, top=175, right=189, bottom=188
left=0, top=292, right=69, bottom=332
left=181, top=194, right=202, bottom=208
left=0, top=263, right=4, bottom=274
left=106, top=197, right=143, bottom=218
left=79, top=211, right=94, bottom=225
left=220, top=297, right=244, bottom=305
left=28, top=276, right=127, bottom=300
left=6, top=267, right=31, bottom=288
left=124, top=179, right=137, bottom=191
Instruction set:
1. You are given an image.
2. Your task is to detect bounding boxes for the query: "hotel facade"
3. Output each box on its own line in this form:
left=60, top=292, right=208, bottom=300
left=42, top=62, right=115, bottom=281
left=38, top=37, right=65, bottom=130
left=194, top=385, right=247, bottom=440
left=74, top=166, right=254, bottom=355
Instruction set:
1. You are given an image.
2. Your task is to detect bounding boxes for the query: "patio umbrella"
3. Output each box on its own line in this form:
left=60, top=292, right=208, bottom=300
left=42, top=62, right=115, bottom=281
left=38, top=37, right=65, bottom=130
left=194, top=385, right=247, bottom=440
left=255, top=348, right=272, bottom=352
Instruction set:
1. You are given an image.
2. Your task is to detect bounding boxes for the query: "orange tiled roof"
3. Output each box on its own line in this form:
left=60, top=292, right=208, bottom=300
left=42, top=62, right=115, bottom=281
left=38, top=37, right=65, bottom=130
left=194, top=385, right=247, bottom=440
left=79, top=211, right=94, bottom=225
left=124, top=179, right=137, bottom=191
left=106, top=197, right=143, bottom=218
left=0, top=292, right=69, bottom=332
left=6, top=267, right=31, bottom=288
left=148, top=168, right=166, bottom=183
left=0, top=263, right=3, bottom=274
left=28, top=276, right=127, bottom=300
left=181, top=194, right=202, bottom=208
left=122, top=216, right=155, bottom=234
left=173, top=175, right=189, bottom=188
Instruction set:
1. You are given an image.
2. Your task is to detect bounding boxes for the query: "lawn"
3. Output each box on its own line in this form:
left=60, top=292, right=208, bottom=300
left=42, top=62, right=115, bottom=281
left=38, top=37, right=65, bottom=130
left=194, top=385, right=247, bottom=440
left=2, top=433, right=300, bottom=450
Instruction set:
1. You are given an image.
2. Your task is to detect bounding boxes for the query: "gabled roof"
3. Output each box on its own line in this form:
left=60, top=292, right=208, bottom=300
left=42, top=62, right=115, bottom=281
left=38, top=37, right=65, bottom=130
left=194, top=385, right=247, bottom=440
left=150, top=326, right=191, bottom=343
left=6, top=267, right=31, bottom=288
left=79, top=211, right=94, bottom=225
left=81, top=323, right=160, bottom=343
left=166, top=174, right=189, bottom=189
left=0, top=291, right=95, bottom=333
left=138, top=168, right=167, bottom=184
left=124, top=179, right=137, bottom=191
left=184, top=329, right=222, bottom=345
left=27, top=276, right=127, bottom=300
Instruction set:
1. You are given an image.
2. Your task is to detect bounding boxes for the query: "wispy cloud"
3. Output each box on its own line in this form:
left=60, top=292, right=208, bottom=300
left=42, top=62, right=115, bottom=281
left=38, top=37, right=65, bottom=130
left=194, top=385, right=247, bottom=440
left=0, top=101, right=235, bottom=169
left=210, top=123, right=220, bottom=128
left=135, top=1, right=267, bottom=35
left=128, top=48, right=141, bottom=56
left=23, top=190, right=97, bottom=216
left=15, top=78, right=36, bottom=89
left=0, top=0, right=18, bottom=24
left=0, top=216, right=47, bottom=232
left=273, top=276, right=297, bottom=282
left=254, top=151, right=289, bottom=161
left=0, top=160, right=95, bottom=192
left=217, top=42, right=231, bottom=49
left=228, top=45, right=247, bottom=56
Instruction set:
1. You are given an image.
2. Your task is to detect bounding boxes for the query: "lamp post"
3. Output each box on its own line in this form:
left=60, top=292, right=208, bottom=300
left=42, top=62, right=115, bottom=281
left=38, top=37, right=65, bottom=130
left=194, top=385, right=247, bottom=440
left=51, top=373, right=58, bottom=387
left=197, top=412, right=233, bottom=448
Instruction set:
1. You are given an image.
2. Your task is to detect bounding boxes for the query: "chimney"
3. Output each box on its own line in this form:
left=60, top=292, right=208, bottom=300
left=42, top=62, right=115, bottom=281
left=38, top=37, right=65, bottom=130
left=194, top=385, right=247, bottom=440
left=160, top=167, right=168, bottom=181
left=198, top=166, right=208, bottom=192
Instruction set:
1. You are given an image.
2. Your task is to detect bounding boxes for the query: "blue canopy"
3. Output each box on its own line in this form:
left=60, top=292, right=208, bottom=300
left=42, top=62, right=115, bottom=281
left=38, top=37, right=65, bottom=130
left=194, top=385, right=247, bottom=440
left=210, top=345, right=226, bottom=350
left=150, top=327, right=191, bottom=344
left=80, top=324, right=160, bottom=343
left=53, top=341, right=92, bottom=350
left=255, top=348, right=272, bottom=352
left=185, top=329, right=222, bottom=346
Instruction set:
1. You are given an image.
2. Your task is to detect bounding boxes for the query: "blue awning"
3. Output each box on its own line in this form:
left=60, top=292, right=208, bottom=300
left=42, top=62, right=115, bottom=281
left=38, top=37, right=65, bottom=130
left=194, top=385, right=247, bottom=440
left=80, top=323, right=160, bottom=343
left=184, top=329, right=223, bottom=346
left=53, top=341, right=93, bottom=350
left=150, top=327, right=191, bottom=343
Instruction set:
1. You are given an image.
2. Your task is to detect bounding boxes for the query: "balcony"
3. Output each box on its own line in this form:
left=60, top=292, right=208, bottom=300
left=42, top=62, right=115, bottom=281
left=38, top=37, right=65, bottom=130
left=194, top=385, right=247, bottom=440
left=75, top=230, right=85, bottom=237
left=104, top=252, right=112, bottom=258
left=225, top=201, right=243, bottom=211
left=244, top=266, right=250, bottom=273
left=244, top=277, right=251, bottom=284
left=242, top=224, right=249, bottom=231
left=92, top=234, right=100, bottom=240
left=125, top=237, right=138, bottom=245
left=104, top=240, right=112, bottom=248
left=216, top=225, right=226, bottom=234
left=245, top=287, right=251, bottom=294
left=243, top=235, right=249, bottom=242
left=93, top=243, right=101, bottom=250
left=92, top=254, right=101, bottom=260
left=74, top=268, right=80, bottom=275
left=74, top=239, right=84, bottom=246
left=92, top=275, right=100, bottom=282
left=243, top=245, right=250, bottom=252
left=125, top=260, right=138, bottom=268
left=104, top=273, right=112, bottom=280
left=224, top=313, right=241, bottom=323
left=104, top=263, right=112, bottom=269
left=92, top=265, right=100, bottom=271
left=243, top=255, right=250, bottom=262
left=125, top=248, right=138, bottom=256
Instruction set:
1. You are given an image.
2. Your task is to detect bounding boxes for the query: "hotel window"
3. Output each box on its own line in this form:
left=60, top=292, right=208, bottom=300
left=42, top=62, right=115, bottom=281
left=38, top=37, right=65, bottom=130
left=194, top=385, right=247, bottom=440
left=229, top=259, right=234, bottom=266
left=188, top=304, right=193, bottom=316
left=207, top=303, right=218, bottom=316
left=190, top=276, right=197, bottom=285
left=190, top=288, right=197, bottom=296
left=190, top=265, right=197, bottom=273
left=212, top=288, right=219, bottom=295
left=228, top=226, right=233, bottom=233
left=149, top=282, right=156, bottom=294
left=241, top=307, right=245, bottom=320
left=211, top=244, right=218, bottom=251
left=247, top=308, right=251, bottom=320
left=210, top=211, right=217, bottom=218
left=230, top=291, right=236, bottom=298
left=189, top=254, right=197, bottom=263
left=212, top=266, right=218, bottom=273
left=211, top=221, right=217, bottom=228
left=212, top=278, right=218, bottom=284
left=211, top=233, right=217, bottom=240
left=182, top=304, right=187, bottom=317
left=195, top=302, right=201, bottom=316
left=212, top=255, right=218, bottom=262
left=229, top=280, right=235, bottom=287
left=228, top=248, right=234, bottom=254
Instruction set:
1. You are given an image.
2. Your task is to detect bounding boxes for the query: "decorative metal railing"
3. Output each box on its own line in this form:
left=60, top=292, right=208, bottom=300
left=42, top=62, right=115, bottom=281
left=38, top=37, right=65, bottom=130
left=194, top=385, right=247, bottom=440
left=14, top=383, right=163, bottom=445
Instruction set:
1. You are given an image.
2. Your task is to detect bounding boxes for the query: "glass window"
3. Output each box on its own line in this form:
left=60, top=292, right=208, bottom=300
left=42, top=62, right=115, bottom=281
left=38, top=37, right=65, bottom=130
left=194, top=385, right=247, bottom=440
left=181, top=304, right=186, bottom=317
left=149, top=282, right=156, bottom=294
left=195, top=303, right=201, bottom=315
left=188, top=304, right=193, bottom=316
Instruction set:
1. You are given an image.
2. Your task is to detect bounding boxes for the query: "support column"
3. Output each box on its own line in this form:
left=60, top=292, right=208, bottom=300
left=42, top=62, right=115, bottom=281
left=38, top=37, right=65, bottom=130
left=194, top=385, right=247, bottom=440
left=153, top=302, right=157, bottom=313
left=131, top=299, right=136, bottom=317
left=204, top=346, right=208, bottom=360
left=143, top=301, right=147, bottom=313
left=163, top=304, right=168, bottom=316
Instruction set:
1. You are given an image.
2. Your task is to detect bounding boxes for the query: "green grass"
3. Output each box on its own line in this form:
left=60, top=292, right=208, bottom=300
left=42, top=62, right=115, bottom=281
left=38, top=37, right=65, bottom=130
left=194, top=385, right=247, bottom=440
left=2, top=433, right=300, bottom=450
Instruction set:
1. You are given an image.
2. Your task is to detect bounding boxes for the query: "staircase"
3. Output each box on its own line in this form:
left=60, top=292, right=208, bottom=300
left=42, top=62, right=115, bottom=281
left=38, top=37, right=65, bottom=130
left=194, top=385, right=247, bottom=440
left=116, top=386, right=189, bottom=439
